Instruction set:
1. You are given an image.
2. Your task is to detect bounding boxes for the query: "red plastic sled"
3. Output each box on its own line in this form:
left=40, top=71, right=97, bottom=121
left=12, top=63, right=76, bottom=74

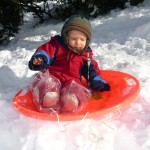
left=13, top=70, right=140, bottom=121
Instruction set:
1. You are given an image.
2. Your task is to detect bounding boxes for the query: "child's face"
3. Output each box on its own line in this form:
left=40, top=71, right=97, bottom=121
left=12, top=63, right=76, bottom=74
left=68, top=30, right=87, bottom=52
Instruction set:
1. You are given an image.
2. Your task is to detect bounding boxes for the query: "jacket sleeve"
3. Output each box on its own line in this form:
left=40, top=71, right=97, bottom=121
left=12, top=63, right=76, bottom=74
left=81, top=49, right=110, bottom=92
left=28, top=37, right=57, bottom=71
left=81, top=50, right=100, bottom=81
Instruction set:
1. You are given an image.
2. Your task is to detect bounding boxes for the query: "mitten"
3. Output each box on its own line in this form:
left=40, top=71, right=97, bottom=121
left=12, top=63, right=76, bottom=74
left=90, top=75, right=110, bottom=92
left=28, top=50, right=51, bottom=71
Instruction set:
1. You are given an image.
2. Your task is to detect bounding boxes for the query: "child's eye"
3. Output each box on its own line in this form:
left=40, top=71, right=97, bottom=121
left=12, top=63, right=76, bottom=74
left=81, top=38, right=86, bottom=41
left=69, top=37, right=75, bottom=40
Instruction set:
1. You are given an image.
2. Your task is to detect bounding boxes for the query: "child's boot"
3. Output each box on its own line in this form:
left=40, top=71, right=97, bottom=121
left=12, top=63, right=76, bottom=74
left=60, top=81, right=91, bottom=113
left=61, top=93, right=79, bottom=113
left=42, top=91, right=59, bottom=108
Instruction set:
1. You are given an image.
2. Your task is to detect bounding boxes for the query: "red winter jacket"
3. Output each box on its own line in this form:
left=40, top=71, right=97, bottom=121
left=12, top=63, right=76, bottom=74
left=29, top=35, right=101, bottom=87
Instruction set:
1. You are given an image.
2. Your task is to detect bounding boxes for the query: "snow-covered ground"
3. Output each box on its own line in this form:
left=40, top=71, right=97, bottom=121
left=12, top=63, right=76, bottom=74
left=0, top=1, right=150, bottom=150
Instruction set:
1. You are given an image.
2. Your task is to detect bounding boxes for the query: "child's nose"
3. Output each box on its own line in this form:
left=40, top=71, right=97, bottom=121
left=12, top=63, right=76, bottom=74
left=76, top=39, right=80, bottom=44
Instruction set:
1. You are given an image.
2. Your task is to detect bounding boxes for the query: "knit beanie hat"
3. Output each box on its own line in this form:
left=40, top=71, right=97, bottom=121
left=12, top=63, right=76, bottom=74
left=61, top=15, right=92, bottom=51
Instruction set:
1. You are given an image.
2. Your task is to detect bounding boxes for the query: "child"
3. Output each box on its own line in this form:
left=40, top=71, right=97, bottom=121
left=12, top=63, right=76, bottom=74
left=28, top=15, right=110, bottom=114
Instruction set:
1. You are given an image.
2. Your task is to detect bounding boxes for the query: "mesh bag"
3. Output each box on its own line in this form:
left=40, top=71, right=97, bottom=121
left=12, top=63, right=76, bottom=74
left=30, top=70, right=61, bottom=113
left=61, top=81, right=91, bottom=113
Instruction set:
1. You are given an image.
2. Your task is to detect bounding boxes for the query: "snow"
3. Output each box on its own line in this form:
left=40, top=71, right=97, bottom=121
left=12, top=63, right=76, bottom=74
left=0, top=0, right=150, bottom=149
